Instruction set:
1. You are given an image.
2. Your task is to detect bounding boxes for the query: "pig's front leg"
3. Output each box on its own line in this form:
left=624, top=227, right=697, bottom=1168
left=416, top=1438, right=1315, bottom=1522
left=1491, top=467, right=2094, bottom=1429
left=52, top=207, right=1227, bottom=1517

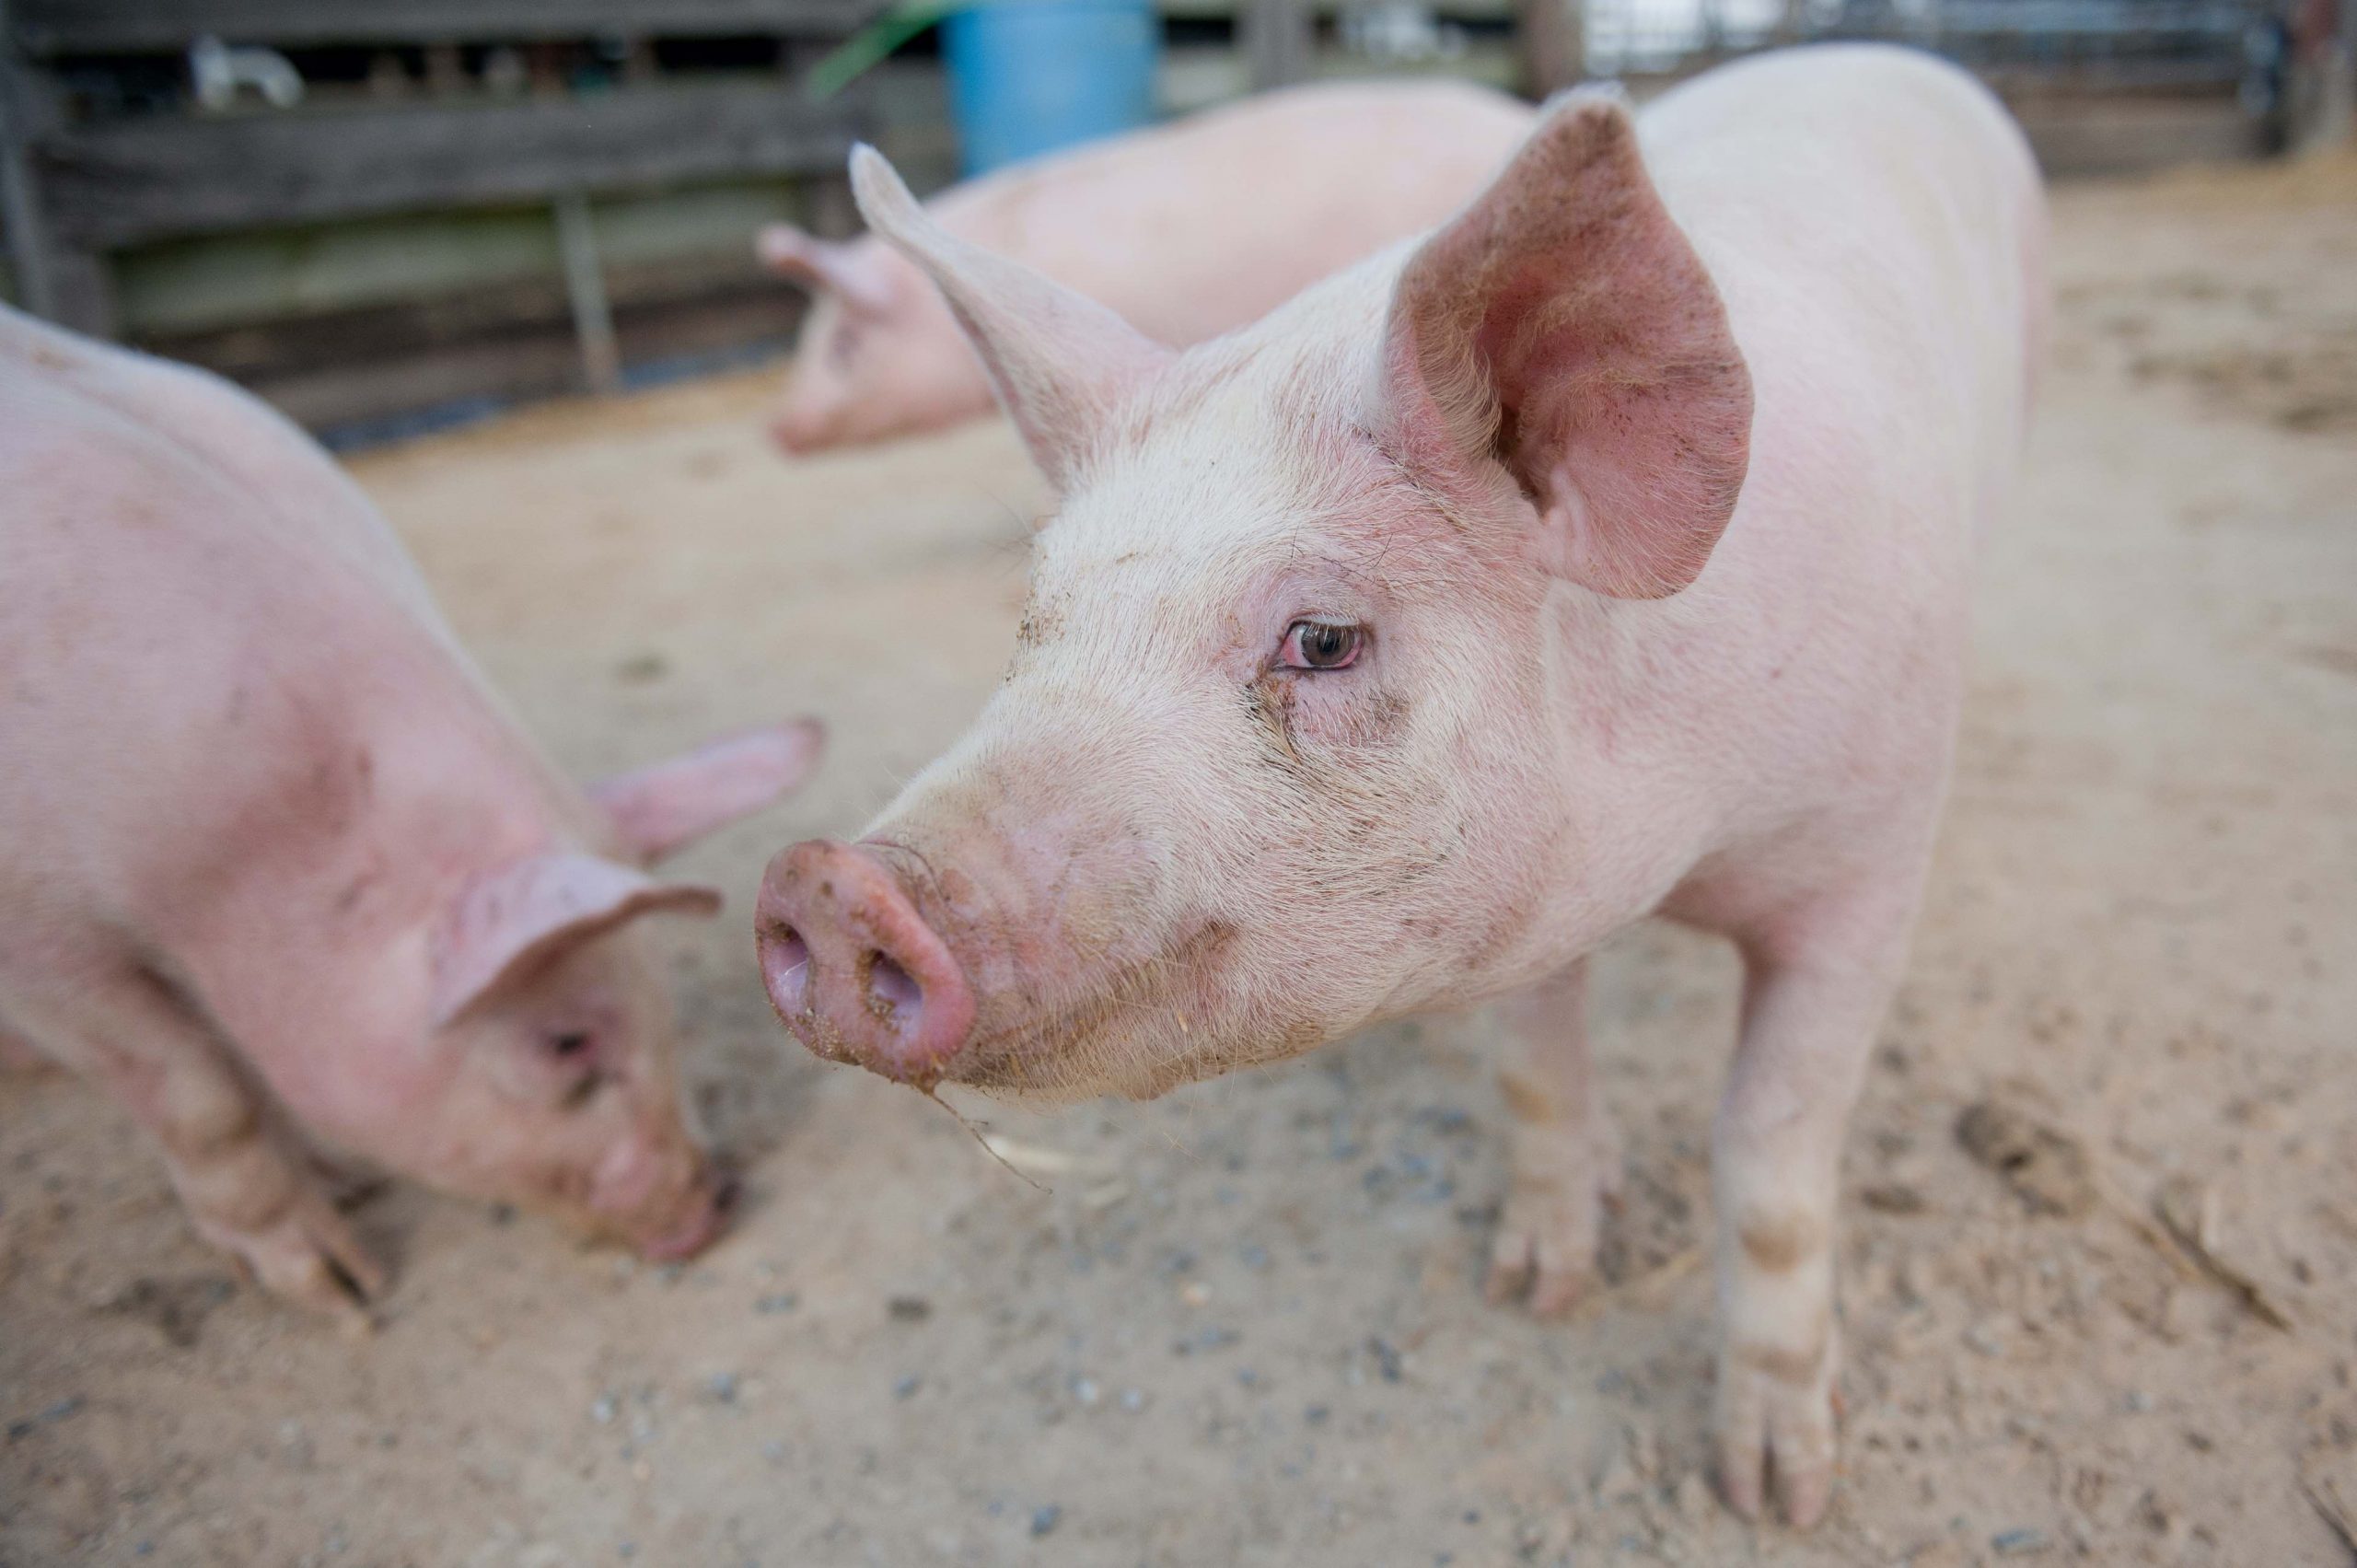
left=1484, top=959, right=1622, bottom=1316
left=1709, top=886, right=1916, bottom=1529
left=35, top=968, right=386, bottom=1324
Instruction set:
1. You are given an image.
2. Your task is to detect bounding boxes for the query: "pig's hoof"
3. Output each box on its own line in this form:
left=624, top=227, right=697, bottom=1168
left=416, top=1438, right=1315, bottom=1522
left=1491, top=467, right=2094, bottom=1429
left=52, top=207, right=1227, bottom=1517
left=221, top=1192, right=388, bottom=1326
left=1713, top=1342, right=1842, bottom=1529
left=1484, top=1116, right=1622, bottom=1317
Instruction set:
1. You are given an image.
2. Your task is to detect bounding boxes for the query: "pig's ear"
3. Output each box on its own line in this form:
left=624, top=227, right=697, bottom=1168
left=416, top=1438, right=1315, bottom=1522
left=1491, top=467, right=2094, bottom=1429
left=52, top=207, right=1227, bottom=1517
left=756, top=225, right=898, bottom=317
left=1379, top=90, right=1751, bottom=599
left=431, top=854, right=721, bottom=1026
left=848, top=144, right=1173, bottom=490
left=586, top=718, right=826, bottom=866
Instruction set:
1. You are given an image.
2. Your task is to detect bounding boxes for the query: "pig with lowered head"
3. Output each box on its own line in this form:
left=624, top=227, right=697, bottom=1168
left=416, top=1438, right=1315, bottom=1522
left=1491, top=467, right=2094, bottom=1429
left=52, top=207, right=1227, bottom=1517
left=757, top=78, right=1532, bottom=453
left=759, top=46, right=2045, bottom=1524
left=0, top=306, right=823, bottom=1321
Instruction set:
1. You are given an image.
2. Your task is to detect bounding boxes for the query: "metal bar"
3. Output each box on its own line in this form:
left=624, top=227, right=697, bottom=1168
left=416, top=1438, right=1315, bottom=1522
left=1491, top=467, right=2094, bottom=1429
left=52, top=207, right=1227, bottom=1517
left=552, top=189, right=621, bottom=395
left=1242, top=0, right=1313, bottom=87
left=11, top=1, right=882, bottom=56
left=0, top=0, right=113, bottom=332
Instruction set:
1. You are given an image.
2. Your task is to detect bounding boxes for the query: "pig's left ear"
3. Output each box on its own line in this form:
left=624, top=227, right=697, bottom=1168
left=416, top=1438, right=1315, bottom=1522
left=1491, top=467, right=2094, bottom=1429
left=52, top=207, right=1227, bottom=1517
left=587, top=719, right=826, bottom=866
left=847, top=145, right=1173, bottom=491
left=1379, top=90, right=1752, bottom=599
left=431, top=854, right=721, bottom=1026
left=756, top=225, right=898, bottom=317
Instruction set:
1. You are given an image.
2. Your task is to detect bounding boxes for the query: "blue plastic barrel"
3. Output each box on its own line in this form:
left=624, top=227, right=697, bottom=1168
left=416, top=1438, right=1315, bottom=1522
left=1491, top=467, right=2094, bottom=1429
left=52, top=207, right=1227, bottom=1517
left=942, top=0, right=1160, bottom=175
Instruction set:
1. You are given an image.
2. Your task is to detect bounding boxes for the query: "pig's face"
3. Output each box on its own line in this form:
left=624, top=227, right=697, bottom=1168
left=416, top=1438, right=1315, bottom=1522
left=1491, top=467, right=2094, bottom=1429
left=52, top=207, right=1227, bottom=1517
left=761, top=117, right=1748, bottom=1101
left=761, top=227, right=977, bottom=453
left=389, top=722, right=823, bottom=1255
left=837, top=368, right=1566, bottom=1101
left=424, top=920, right=729, bottom=1260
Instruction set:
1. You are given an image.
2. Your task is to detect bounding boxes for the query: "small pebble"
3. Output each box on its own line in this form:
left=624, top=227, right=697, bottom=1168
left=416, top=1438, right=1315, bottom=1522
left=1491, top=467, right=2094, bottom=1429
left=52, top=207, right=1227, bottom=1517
left=1305, top=1404, right=1331, bottom=1425
left=888, top=1295, right=933, bottom=1322
left=1119, top=1388, right=1146, bottom=1412
left=753, top=1293, right=799, bottom=1316
left=707, top=1372, right=739, bottom=1404
left=591, top=1397, right=617, bottom=1425
left=893, top=1375, right=922, bottom=1400
left=1029, top=1504, right=1062, bottom=1539
left=1991, top=1527, right=2050, bottom=1557
left=1594, top=1455, right=1643, bottom=1505
left=1071, top=1376, right=1100, bottom=1407
left=1367, top=1338, right=1404, bottom=1383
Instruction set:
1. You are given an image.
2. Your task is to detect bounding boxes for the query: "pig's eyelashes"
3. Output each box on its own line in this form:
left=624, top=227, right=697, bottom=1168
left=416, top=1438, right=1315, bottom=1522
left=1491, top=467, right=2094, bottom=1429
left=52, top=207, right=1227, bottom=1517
left=1280, top=620, right=1365, bottom=672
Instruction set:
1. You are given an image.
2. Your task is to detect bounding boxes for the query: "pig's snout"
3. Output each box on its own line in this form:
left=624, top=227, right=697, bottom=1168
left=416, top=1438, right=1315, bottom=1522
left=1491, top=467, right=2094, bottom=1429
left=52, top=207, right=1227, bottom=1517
left=757, top=839, right=976, bottom=1086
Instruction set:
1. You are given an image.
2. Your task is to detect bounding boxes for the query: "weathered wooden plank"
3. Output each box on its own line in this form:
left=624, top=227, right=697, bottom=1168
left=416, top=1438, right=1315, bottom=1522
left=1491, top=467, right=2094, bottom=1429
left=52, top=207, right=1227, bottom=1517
left=2, top=0, right=117, bottom=332
left=38, top=83, right=867, bottom=248
left=12, top=1, right=880, bottom=55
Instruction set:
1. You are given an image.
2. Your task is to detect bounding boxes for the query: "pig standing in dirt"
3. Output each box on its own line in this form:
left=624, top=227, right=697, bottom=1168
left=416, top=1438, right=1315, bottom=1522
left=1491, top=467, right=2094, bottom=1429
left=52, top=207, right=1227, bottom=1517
left=758, top=44, right=2045, bottom=1525
left=0, top=306, right=824, bottom=1321
left=756, top=79, right=1533, bottom=452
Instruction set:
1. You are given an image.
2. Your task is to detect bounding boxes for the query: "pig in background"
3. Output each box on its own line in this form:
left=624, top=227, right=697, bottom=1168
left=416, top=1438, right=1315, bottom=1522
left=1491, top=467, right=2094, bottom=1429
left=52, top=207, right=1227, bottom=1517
left=0, top=306, right=823, bottom=1324
left=756, top=78, right=1533, bottom=453
left=760, top=46, right=2046, bottom=1526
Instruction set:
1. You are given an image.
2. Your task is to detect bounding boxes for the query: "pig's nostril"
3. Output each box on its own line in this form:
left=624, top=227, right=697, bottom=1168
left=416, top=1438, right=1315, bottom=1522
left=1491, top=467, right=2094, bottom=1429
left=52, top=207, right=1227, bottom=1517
left=863, top=950, right=923, bottom=1031
left=761, top=924, right=811, bottom=1015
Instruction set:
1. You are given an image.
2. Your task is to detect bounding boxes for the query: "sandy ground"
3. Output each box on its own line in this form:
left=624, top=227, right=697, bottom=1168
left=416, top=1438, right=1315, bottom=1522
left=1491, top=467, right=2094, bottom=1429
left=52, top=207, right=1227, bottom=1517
left=5, top=151, right=2356, bottom=1568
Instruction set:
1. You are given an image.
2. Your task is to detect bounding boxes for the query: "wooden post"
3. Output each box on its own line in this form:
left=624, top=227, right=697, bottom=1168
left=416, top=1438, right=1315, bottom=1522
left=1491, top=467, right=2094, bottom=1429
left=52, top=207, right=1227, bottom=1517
left=1516, top=0, right=1585, bottom=96
left=0, top=0, right=114, bottom=332
left=1243, top=0, right=1312, bottom=89
left=552, top=190, right=622, bottom=394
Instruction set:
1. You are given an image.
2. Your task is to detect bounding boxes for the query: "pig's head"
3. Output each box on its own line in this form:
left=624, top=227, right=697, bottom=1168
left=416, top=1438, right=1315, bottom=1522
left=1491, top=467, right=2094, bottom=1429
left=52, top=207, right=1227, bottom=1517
left=759, top=224, right=977, bottom=453
left=394, top=722, right=825, bottom=1260
left=758, top=92, right=1749, bottom=1103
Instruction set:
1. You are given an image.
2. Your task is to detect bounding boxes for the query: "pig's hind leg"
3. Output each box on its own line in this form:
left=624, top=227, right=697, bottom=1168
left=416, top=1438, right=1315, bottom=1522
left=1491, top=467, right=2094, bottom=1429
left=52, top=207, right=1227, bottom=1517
left=11, top=956, right=385, bottom=1323
left=1693, top=848, right=1931, bottom=1530
left=1484, top=958, right=1623, bottom=1316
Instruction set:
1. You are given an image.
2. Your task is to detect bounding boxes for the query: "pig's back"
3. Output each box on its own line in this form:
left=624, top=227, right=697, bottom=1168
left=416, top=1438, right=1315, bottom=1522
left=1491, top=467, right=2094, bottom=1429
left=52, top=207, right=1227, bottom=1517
left=0, top=308, right=454, bottom=639
left=1640, top=46, right=2043, bottom=529
left=943, top=81, right=1534, bottom=345
left=0, top=369, right=525, bottom=948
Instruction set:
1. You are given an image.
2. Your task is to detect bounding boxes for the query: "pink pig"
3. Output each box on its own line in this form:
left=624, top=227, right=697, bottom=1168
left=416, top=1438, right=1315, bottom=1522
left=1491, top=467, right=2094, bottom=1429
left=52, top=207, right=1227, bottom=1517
left=0, top=307, right=823, bottom=1322
left=757, top=78, right=1533, bottom=453
left=758, top=47, right=2045, bottom=1525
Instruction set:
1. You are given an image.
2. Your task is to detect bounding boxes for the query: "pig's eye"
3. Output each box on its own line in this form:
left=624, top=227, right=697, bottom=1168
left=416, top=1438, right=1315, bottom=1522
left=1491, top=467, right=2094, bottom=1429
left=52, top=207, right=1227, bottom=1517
left=1281, top=620, right=1364, bottom=671
left=547, top=1031, right=592, bottom=1060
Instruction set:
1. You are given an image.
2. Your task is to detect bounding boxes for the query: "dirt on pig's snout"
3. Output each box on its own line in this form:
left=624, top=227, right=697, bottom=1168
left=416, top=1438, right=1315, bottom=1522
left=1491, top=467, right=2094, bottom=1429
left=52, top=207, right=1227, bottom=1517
left=6, top=154, right=2357, bottom=1566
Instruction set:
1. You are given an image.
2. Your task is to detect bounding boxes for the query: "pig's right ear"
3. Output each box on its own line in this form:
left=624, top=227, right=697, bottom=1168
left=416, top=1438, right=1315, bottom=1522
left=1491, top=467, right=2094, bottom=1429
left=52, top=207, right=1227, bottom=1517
left=1378, top=91, right=1752, bottom=599
left=847, top=144, right=1173, bottom=491
left=756, top=225, right=898, bottom=317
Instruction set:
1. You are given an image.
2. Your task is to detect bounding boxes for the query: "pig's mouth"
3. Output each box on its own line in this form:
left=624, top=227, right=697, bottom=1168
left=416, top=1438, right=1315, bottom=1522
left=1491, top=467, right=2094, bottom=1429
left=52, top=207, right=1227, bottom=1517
left=630, top=1173, right=740, bottom=1261
left=931, top=920, right=1287, bottom=1103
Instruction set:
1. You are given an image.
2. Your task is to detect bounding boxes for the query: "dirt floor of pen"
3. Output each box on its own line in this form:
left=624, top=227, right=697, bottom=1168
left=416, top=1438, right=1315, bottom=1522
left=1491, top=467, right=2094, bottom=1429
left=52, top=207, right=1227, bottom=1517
left=6, top=150, right=2356, bottom=1568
